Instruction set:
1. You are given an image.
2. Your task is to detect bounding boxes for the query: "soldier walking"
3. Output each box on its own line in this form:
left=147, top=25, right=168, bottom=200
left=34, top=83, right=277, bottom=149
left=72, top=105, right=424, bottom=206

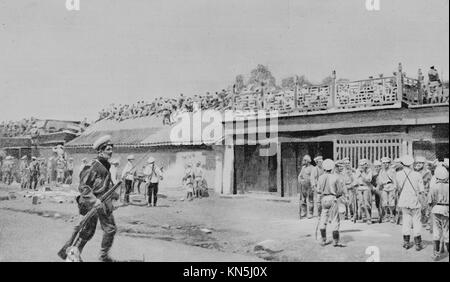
left=58, top=135, right=118, bottom=262
left=396, top=155, right=425, bottom=251
left=298, top=155, right=314, bottom=219
left=428, top=166, right=449, bottom=261
left=414, top=156, right=433, bottom=230
left=317, top=159, right=346, bottom=247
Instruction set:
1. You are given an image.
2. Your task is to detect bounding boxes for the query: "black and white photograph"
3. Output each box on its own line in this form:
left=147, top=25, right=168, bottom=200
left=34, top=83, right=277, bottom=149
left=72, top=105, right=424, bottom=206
left=0, top=0, right=448, bottom=266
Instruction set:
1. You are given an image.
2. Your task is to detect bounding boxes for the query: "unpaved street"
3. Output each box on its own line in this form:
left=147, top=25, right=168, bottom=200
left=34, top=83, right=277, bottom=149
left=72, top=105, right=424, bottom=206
left=0, top=184, right=448, bottom=262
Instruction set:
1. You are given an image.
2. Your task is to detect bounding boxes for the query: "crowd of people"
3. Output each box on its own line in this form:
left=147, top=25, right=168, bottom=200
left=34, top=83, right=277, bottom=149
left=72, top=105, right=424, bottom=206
left=97, top=90, right=234, bottom=124
left=298, top=154, right=449, bottom=260
left=96, top=66, right=449, bottom=125
left=0, top=145, right=75, bottom=189
left=0, top=117, right=39, bottom=138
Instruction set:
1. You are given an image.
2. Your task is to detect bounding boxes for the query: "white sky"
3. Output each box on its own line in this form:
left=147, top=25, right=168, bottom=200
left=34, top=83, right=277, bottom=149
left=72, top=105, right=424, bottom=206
left=0, top=0, right=448, bottom=121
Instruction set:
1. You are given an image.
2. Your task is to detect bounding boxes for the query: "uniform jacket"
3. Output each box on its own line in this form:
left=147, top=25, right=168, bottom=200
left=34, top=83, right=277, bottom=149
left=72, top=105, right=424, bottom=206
left=377, top=168, right=396, bottom=192
left=78, top=157, right=113, bottom=215
left=396, top=167, right=425, bottom=209
left=428, top=179, right=449, bottom=216
left=354, top=168, right=373, bottom=191
left=317, top=172, right=344, bottom=197
left=143, top=163, right=163, bottom=183
left=298, top=165, right=314, bottom=189
left=311, top=166, right=324, bottom=189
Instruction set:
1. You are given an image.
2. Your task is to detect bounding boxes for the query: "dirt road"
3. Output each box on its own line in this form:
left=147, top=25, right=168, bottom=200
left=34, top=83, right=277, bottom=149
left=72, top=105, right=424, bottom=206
left=0, top=184, right=448, bottom=262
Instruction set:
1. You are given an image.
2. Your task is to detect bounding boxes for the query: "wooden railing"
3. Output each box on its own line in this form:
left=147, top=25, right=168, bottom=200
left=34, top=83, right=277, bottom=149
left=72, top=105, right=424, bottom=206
left=233, top=64, right=448, bottom=116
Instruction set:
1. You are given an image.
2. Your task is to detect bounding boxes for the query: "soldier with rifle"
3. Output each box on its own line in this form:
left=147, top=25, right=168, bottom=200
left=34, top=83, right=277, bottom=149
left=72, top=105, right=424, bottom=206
left=58, top=135, right=119, bottom=262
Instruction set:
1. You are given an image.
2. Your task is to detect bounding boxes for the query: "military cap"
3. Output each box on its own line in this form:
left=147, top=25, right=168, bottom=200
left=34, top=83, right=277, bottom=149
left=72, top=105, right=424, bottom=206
left=373, top=160, right=381, bottom=166
left=147, top=156, right=155, bottom=163
left=323, top=159, right=335, bottom=171
left=127, top=155, right=135, bottom=160
left=335, top=160, right=344, bottom=166
left=31, top=156, right=37, bottom=160
left=435, top=166, right=449, bottom=180
left=342, top=157, right=350, bottom=164
left=21, top=156, right=28, bottom=160
left=303, top=155, right=312, bottom=162
left=400, top=155, right=414, bottom=166
left=381, top=157, right=391, bottom=163
left=394, top=158, right=401, bottom=163
left=5, top=156, right=13, bottom=160
left=415, top=156, right=427, bottom=163
left=314, top=156, right=323, bottom=162
left=92, top=135, right=113, bottom=150
left=359, top=159, right=368, bottom=166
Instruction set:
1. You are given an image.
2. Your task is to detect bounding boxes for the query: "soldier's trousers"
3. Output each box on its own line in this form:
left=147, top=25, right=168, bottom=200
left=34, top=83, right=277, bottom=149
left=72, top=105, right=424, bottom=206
left=402, top=207, right=422, bottom=237
left=432, top=213, right=449, bottom=243
left=319, top=196, right=340, bottom=231
left=76, top=207, right=117, bottom=254
left=357, top=188, right=372, bottom=218
left=299, top=183, right=314, bottom=217
left=30, top=174, right=39, bottom=190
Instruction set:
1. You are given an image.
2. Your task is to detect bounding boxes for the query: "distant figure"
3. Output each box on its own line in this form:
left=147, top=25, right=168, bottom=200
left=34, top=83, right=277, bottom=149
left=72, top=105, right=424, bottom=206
left=298, top=155, right=314, bottom=219
left=19, top=156, right=29, bottom=189
left=65, top=158, right=74, bottom=184
left=121, top=155, right=136, bottom=204
left=183, top=163, right=195, bottom=201
left=428, top=66, right=440, bottom=83
left=193, top=161, right=204, bottom=198
left=29, top=156, right=40, bottom=190
left=143, top=157, right=163, bottom=207
left=428, top=166, right=449, bottom=261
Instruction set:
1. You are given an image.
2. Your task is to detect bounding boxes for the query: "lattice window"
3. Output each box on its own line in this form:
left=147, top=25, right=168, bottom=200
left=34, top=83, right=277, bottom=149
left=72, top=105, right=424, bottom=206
left=334, top=137, right=404, bottom=168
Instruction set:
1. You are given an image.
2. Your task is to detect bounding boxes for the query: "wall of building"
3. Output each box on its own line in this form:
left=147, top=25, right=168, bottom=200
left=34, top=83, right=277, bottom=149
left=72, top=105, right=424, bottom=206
left=65, top=145, right=224, bottom=197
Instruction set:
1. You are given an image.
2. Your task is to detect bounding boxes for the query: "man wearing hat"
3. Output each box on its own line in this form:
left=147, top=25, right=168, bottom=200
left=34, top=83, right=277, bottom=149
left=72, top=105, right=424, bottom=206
left=317, top=159, right=346, bottom=247
left=341, top=158, right=357, bottom=221
left=29, top=156, right=40, bottom=190
left=193, top=161, right=204, bottom=198
left=311, top=156, right=324, bottom=217
left=19, top=156, right=29, bottom=189
left=121, top=155, right=136, bottom=204
left=143, top=156, right=163, bottom=207
left=377, top=157, right=397, bottom=223
left=396, top=155, right=425, bottom=251
left=415, top=156, right=433, bottom=230
left=298, top=155, right=315, bottom=219
left=58, top=135, right=118, bottom=262
left=354, top=159, right=373, bottom=224
left=428, top=166, right=449, bottom=261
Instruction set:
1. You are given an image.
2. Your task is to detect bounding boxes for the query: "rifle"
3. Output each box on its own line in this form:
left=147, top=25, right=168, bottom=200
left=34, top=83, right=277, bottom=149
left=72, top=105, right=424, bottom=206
left=58, top=180, right=123, bottom=261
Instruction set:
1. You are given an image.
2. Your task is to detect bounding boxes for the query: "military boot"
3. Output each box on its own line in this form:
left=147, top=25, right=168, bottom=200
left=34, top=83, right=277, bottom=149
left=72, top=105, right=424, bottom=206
left=332, top=231, right=346, bottom=247
left=99, top=233, right=116, bottom=262
left=320, top=229, right=327, bottom=246
left=402, top=235, right=411, bottom=249
left=414, top=236, right=423, bottom=251
left=431, top=240, right=440, bottom=261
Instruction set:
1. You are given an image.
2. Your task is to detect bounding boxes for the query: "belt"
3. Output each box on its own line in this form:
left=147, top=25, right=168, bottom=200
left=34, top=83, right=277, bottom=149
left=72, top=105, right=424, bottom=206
left=437, top=203, right=449, bottom=206
left=323, top=194, right=336, bottom=196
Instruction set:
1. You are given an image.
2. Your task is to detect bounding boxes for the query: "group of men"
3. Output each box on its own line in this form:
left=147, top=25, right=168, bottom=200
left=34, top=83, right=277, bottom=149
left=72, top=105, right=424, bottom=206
left=118, top=154, right=164, bottom=207
left=183, top=161, right=207, bottom=200
left=300, top=154, right=449, bottom=260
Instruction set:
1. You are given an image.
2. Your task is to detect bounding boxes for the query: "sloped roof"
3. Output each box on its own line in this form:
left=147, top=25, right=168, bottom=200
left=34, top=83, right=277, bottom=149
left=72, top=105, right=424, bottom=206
left=66, top=113, right=224, bottom=148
